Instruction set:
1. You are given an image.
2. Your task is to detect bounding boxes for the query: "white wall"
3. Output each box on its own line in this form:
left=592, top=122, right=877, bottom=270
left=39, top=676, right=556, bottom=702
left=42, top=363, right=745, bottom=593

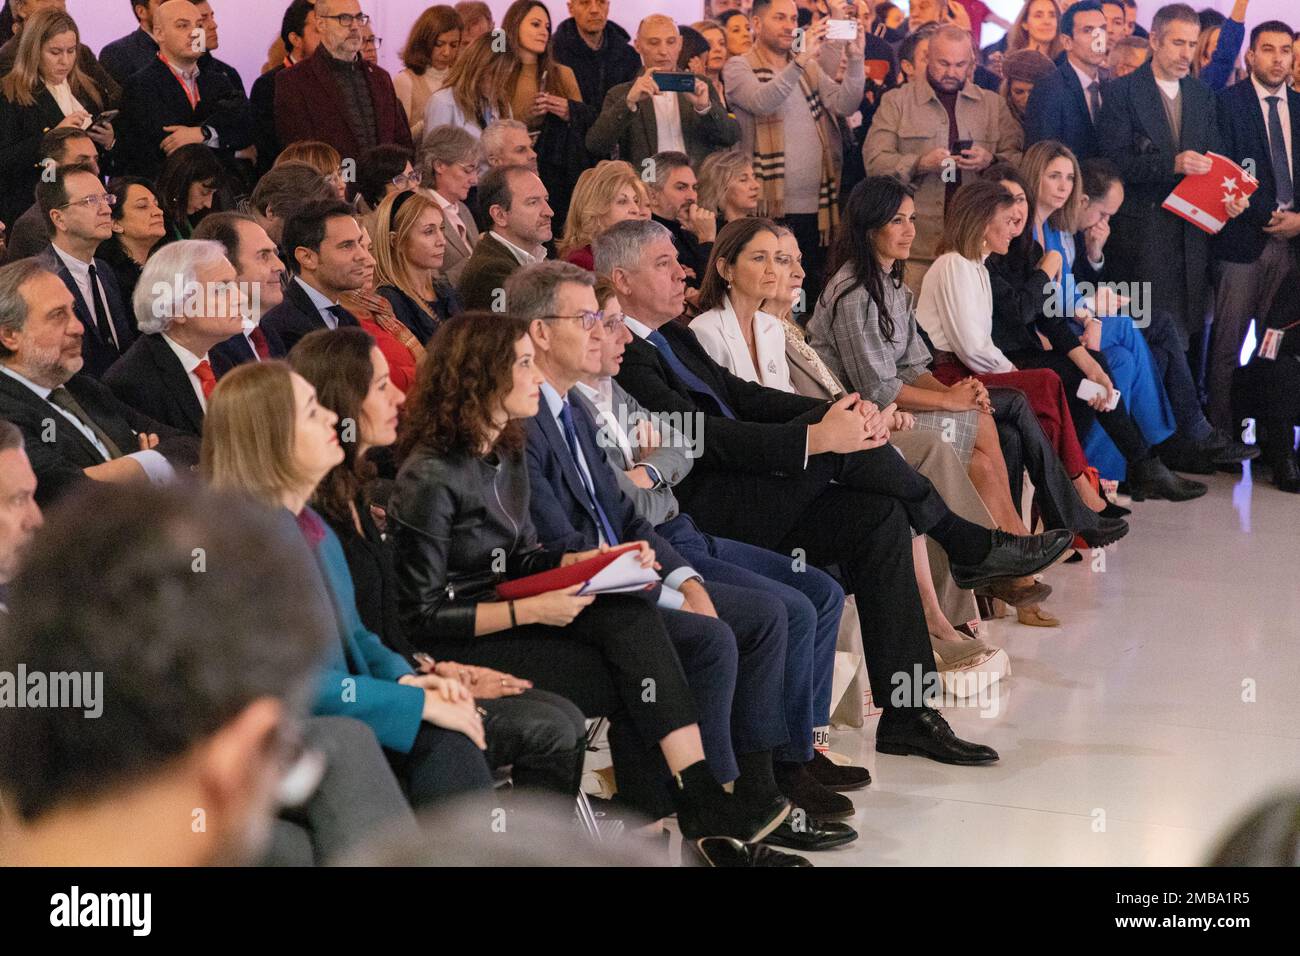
left=67, top=0, right=1300, bottom=94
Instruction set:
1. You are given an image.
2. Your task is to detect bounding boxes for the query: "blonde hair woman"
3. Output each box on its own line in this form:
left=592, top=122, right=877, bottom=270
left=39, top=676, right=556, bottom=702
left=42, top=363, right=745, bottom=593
left=0, top=9, right=112, bottom=228
left=558, top=160, right=644, bottom=269
left=698, top=149, right=760, bottom=224
left=423, top=32, right=501, bottom=136
left=371, top=189, right=463, bottom=346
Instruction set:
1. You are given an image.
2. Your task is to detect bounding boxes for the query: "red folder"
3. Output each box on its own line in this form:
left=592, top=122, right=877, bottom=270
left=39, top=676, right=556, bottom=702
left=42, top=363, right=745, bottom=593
left=495, top=544, right=648, bottom=600
left=1162, top=152, right=1258, bottom=235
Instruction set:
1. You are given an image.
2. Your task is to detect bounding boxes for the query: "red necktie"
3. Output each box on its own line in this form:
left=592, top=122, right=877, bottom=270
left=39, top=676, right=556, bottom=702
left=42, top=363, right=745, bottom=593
left=195, top=359, right=217, bottom=399
left=249, top=326, right=272, bottom=361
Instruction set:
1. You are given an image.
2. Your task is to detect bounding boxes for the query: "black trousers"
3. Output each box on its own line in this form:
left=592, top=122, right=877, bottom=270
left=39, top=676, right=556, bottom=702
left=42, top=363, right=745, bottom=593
left=1008, top=348, right=1151, bottom=463
left=989, top=387, right=1101, bottom=534
left=1235, top=357, right=1300, bottom=462
left=481, top=689, right=588, bottom=797
left=427, top=594, right=698, bottom=819
left=385, top=723, right=495, bottom=810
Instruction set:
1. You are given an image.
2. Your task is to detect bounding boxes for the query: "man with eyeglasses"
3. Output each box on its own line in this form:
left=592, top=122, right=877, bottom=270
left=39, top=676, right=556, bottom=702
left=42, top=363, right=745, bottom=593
left=456, top=165, right=554, bottom=311
left=32, top=163, right=135, bottom=379
left=117, top=0, right=252, bottom=182
left=359, top=18, right=382, bottom=66
left=274, top=0, right=413, bottom=169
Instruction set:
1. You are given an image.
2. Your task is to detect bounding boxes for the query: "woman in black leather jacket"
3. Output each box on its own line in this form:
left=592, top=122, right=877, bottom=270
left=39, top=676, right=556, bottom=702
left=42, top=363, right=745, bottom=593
left=387, top=313, right=791, bottom=848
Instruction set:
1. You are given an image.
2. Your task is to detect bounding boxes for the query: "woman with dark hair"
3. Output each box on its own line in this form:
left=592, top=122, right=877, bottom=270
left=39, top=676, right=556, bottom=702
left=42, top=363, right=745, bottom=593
left=156, top=143, right=226, bottom=240
left=395, top=5, right=462, bottom=140
left=388, top=313, right=792, bottom=857
left=98, top=176, right=167, bottom=307
left=718, top=9, right=753, bottom=57
left=275, top=140, right=346, bottom=200
left=916, top=179, right=1204, bottom=502
left=288, top=327, right=590, bottom=798
left=351, top=144, right=419, bottom=240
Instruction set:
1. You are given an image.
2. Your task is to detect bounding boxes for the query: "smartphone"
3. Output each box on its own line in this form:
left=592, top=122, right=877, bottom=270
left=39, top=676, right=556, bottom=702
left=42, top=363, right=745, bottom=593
left=653, top=71, right=697, bottom=93
left=91, top=109, right=120, bottom=126
left=952, top=138, right=973, bottom=155
left=826, top=18, right=859, bottom=40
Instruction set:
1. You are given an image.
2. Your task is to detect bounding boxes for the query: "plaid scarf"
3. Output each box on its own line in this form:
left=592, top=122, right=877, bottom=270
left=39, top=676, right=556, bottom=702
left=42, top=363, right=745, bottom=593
left=744, top=48, right=841, bottom=246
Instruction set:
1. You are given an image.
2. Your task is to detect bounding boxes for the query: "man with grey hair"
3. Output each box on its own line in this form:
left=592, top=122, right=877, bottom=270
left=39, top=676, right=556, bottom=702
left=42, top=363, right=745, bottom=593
left=480, top=120, right=539, bottom=173
left=602, top=219, right=1072, bottom=770
left=0, top=419, right=42, bottom=607
left=0, top=260, right=197, bottom=507
left=586, top=14, right=739, bottom=169
left=102, top=240, right=246, bottom=436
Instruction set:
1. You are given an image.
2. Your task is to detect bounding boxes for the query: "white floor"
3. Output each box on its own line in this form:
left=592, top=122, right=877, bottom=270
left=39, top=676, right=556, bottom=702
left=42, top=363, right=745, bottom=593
left=812, top=465, right=1300, bottom=866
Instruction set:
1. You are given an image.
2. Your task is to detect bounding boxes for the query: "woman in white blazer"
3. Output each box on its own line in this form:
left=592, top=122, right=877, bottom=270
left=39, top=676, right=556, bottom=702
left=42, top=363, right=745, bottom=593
left=688, top=218, right=795, bottom=391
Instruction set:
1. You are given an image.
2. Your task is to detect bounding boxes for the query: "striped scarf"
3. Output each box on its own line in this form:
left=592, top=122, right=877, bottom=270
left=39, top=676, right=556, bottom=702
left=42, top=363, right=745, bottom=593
left=744, top=48, right=841, bottom=246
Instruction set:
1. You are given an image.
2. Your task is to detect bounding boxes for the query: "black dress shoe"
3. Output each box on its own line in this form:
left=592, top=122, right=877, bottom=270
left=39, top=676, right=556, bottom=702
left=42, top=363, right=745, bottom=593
left=949, top=528, right=1073, bottom=590
left=763, top=816, right=858, bottom=851
left=1271, top=454, right=1300, bottom=493
left=687, top=837, right=814, bottom=867
left=807, top=750, right=871, bottom=791
left=1126, top=456, right=1207, bottom=502
left=1075, top=515, right=1129, bottom=548
left=1200, top=427, right=1261, bottom=464
left=774, top=760, right=855, bottom=820
left=673, top=762, right=791, bottom=843
left=876, top=709, right=999, bottom=766
left=1156, top=436, right=1216, bottom=475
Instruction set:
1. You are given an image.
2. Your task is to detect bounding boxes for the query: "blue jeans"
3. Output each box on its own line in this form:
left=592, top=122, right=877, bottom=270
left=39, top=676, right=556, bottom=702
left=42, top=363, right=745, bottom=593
left=660, top=514, right=845, bottom=763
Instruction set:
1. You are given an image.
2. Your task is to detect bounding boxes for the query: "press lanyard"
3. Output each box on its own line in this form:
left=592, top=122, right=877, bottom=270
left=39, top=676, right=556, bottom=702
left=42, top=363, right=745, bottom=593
left=157, top=53, right=200, bottom=111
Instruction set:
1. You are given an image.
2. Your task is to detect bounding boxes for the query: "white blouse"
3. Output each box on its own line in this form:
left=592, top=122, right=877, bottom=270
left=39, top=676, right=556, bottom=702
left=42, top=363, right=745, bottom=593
left=690, top=297, right=794, bottom=391
left=47, top=80, right=88, bottom=121
left=914, top=251, right=1014, bottom=374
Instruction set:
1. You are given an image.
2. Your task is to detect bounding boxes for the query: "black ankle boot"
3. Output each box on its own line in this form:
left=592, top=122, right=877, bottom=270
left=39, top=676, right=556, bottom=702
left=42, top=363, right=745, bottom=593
left=672, top=760, right=790, bottom=843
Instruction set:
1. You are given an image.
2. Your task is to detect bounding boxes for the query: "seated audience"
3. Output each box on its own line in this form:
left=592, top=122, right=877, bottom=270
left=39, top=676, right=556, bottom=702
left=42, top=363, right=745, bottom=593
left=350, top=143, right=418, bottom=227
left=481, top=118, right=539, bottom=172
left=0, top=259, right=198, bottom=506
left=290, top=326, right=590, bottom=798
left=0, top=8, right=114, bottom=229
left=394, top=4, right=462, bottom=142
left=104, top=239, right=245, bottom=436
left=372, top=189, right=461, bottom=345
left=557, top=160, right=644, bottom=270
left=644, top=151, right=716, bottom=288
left=191, top=210, right=290, bottom=374
left=260, top=199, right=366, bottom=351
left=456, top=164, right=553, bottom=311
left=339, top=215, right=424, bottom=395
left=420, top=124, right=482, bottom=284
left=98, top=176, right=167, bottom=306
left=0, top=417, right=41, bottom=602
left=276, top=139, right=347, bottom=201
left=386, top=312, right=800, bottom=866
left=246, top=160, right=336, bottom=252
left=585, top=15, right=739, bottom=171
left=117, top=0, right=252, bottom=183
left=697, top=149, right=760, bottom=226
left=0, top=481, right=333, bottom=866
left=274, top=0, right=414, bottom=161
left=156, top=143, right=226, bottom=240
left=34, top=162, right=135, bottom=377
left=1, top=127, right=98, bottom=263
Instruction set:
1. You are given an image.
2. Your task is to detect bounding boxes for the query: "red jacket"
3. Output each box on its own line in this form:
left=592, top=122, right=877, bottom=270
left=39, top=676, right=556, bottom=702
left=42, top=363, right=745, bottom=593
left=273, top=46, right=412, bottom=163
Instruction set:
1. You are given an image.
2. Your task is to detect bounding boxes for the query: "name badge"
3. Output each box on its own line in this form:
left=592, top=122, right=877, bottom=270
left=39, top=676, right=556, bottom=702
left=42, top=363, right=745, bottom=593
left=1259, top=328, right=1284, bottom=360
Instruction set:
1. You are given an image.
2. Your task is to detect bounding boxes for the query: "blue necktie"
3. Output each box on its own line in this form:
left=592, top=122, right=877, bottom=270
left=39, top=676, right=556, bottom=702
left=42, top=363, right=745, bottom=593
left=645, top=329, right=736, bottom=419
left=1265, top=96, right=1295, bottom=209
left=558, top=400, right=621, bottom=546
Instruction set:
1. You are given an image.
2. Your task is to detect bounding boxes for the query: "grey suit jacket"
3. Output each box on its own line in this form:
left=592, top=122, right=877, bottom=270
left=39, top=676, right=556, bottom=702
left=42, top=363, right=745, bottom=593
left=572, top=378, right=692, bottom=528
left=585, top=71, right=739, bottom=170
left=437, top=198, right=480, bottom=285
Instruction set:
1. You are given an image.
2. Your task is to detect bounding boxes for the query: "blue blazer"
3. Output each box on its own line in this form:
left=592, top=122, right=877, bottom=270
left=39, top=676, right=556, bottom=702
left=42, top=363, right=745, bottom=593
left=306, top=512, right=424, bottom=753
left=1024, top=60, right=1101, bottom=161
left=1212, top=78, right=1300, bottom=265
left=524, top=389, right=689, bottom=577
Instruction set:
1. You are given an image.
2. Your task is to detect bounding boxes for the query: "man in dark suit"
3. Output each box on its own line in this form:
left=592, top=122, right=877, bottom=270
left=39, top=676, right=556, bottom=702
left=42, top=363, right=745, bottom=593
left=457, top=166, right=553, bottom=311
left=191, top=212, right=288, bottom=376
left=116, top=0, right=252, bottom=182
left=1209, top=21, right=1300, bottom=433
left=33, top=163, right=135, bottom=379
left=644, top=152, right=715, bottom=288
left=552, top=1, right=641, bottom=111
left=1024, top=1, right=1111, bottom=160
left=103, top=240, right=245, bottom=436
left=99, top=0, right=164, bottom=86
left=249, top=0, right=319, bottom=173
left=194, top=1, right=246, bottom=97
left=2, top=128, right=98, bottom=264
left=601, top=219, right=1072, bottom=766
left=585, top=15, right=739, bottom=170
left=0, top=260, right=198, bottom=507
left=1096, top=3, right=1248, bottom=360
left=0, top=417, right=42, bottom=604
left=259, top=200, right=364, bottom=352
left=273, top=0, right=412, bottom=166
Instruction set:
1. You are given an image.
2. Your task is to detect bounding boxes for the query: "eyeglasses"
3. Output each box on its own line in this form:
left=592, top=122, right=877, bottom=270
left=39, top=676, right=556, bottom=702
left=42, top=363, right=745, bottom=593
left=391, top=169, right=423, bottom=188
left=363, top=36, right=383, bottom=49
left=601, top=314, right=626, bottom=333
left=321, top=12, right=371, bottom=28
left=539, top=310, right=603, bottom=330
left=59, top=193, right=117, bottom=211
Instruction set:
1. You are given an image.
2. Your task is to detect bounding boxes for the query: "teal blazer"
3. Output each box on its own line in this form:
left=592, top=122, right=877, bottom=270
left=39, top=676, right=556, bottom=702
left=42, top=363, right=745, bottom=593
left=305, top=509, right=425, bottom=753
